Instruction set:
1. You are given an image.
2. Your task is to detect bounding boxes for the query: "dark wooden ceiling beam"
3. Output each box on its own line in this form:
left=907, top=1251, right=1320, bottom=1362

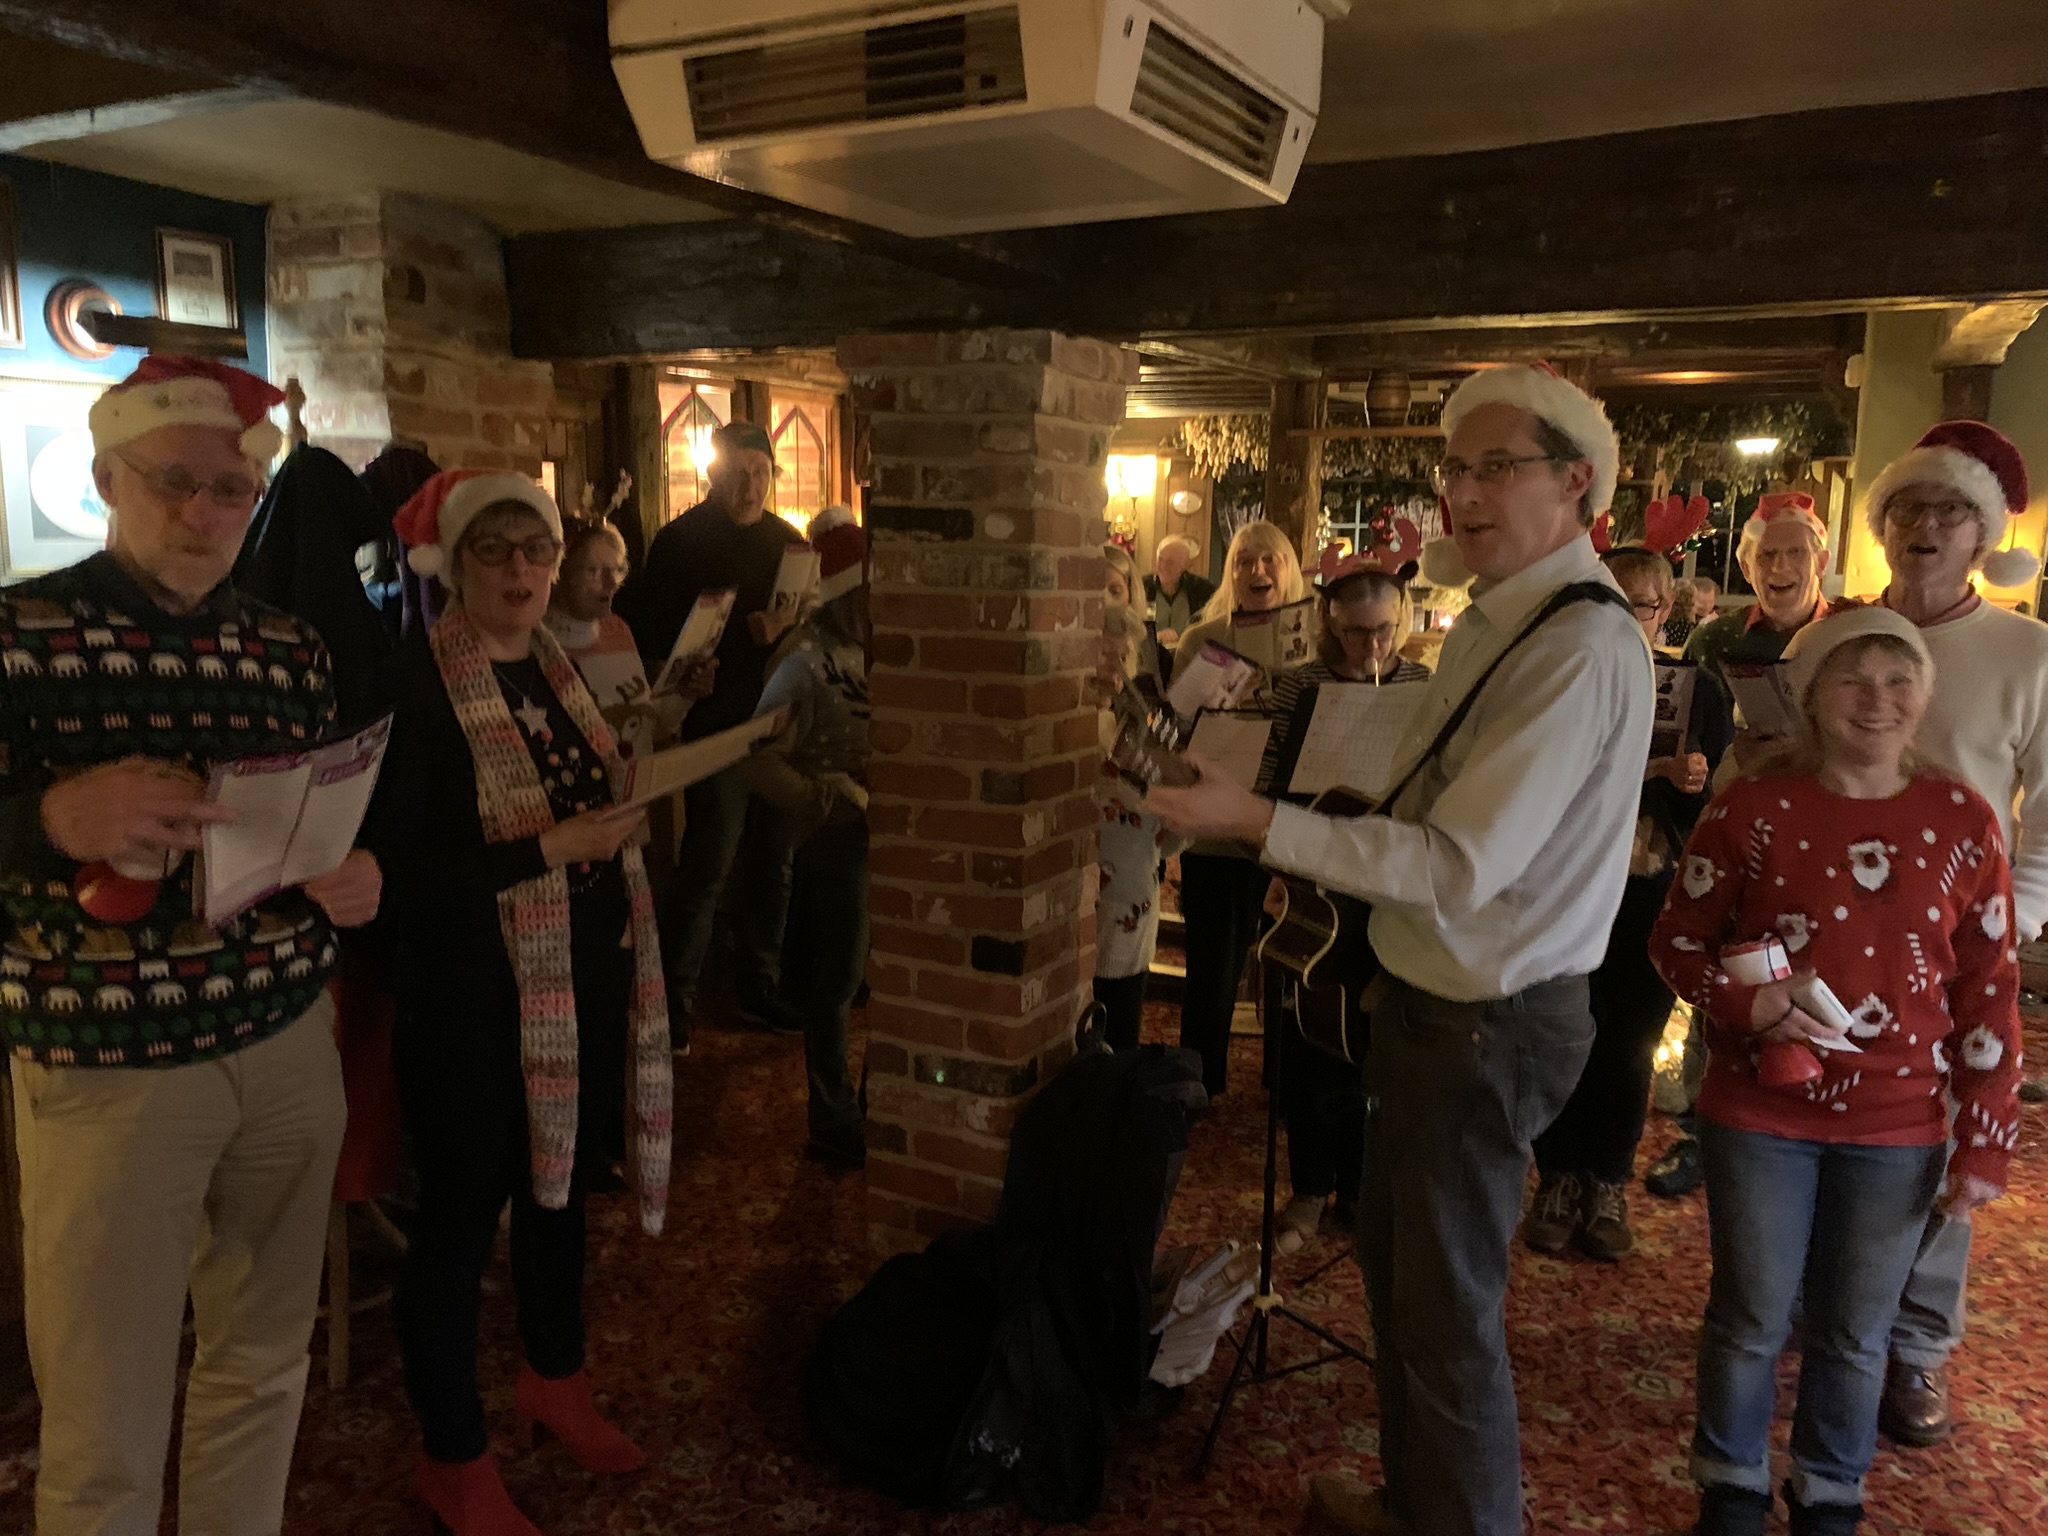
left=507, top=90, right=2048, bottom=362
left=0, top=0, right=1058, bottom=289
left=1307, top=315, right=1867, bottom=375
left=1064, top=89, right=2048, bottom=337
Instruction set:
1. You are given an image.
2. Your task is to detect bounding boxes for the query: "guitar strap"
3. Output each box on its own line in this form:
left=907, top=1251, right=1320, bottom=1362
left=1371, top=579, right=1633, bottom=815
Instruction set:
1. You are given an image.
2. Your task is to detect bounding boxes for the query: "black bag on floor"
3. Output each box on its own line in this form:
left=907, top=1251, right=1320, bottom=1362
left=804, top=1042, right=1205, bottom=1522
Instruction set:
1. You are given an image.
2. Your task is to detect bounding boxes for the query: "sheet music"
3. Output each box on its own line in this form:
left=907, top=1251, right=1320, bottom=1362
left=651, top=588, right=735, bottom=696
left=767, top=548, right=820, bottom=622
left=1287, top=682, right=1429, bottom=798
left=617, top=708, right=788, bottom=809
left=1187, top=711, right=1273, bottom=791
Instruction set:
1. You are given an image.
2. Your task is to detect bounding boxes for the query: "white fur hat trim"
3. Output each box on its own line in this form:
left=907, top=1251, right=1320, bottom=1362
left=1441, top=365, right=1620, bottom=518
left=1862, top=445, right=2009, bottom=553
left=87, top=376, right=282, bottom=463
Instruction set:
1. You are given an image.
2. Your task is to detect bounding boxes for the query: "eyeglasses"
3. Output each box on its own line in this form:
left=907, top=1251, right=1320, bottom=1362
left=467, top=534, right=563, bottom=567
left=1885, top=497, right=1976, bottom=530
left=115, top=451, right=263, bottom=512
left=1429, top=454, right=1568, bottom=495
left=1627, top=599, right=1664, bottom=619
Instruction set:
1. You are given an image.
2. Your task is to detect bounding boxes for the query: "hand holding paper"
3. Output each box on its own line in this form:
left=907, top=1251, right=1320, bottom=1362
left=540, top=805, right=648, bottom=868
left=43, top=757, right=233, bottom=864
left=303, top=848, right=382, bottom=928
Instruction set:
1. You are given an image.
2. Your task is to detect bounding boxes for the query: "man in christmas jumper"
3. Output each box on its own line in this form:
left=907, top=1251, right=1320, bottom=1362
left=1861, top=420, right=2048, bottom=1446
left=0, top=357, right=382, bottom=1535
left=1651, top=493, right=1836, bottom=1199
left=1149, top=365, right=1653, bottom=1536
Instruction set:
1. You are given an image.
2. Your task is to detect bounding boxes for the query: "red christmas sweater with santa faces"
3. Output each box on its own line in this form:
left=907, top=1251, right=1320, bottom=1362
left=1649, top=771, right=2022, bottom=1191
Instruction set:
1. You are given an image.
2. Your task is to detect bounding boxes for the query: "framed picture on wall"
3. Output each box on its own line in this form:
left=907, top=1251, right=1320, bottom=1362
left=0, top=179, right=21, bottom=349
left=155, top=228, right=238, bottom=329
left=0, top=376, right=112, bottom=580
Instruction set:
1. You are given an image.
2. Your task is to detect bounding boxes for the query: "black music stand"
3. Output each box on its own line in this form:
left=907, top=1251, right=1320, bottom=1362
left=1192, top=976, right=1374, bottom=1475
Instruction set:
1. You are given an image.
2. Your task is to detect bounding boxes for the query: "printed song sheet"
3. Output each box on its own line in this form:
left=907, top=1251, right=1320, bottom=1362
left=1723, top=661, right=1802, bottom=740
left=199, top=716, right=392, bottom=925
left=1228, top=598, right=1315, bottom=672
left=1651, top=659, right=1697, bottom=759
left=616, top=708, right=789, bottom=810
left=1286, top=682, right=1428, bottom=798
left=1186, top=710, right=1274, bottom=791
left=651, top=588, right=735, bottom=696
left=1165, top=640, right=1259, bottom=719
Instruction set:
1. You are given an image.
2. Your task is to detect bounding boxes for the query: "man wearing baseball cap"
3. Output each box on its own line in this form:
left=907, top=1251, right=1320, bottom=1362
left=615, top=419, right=809, bottom=1046
left=1861, top=420, right=2048, bottom=1447
left=0, top=356, right=381, bottom=1533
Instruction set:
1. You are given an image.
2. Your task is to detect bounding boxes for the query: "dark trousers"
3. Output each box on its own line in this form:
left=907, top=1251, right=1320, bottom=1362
left=394, top=913, right=632, bottom=1464
left=1534, top=873, right=1675, bottom=1184
left=660, top=760, right=791, bottom=1021
left=781, top=816, right=867, bottom=1140
left=1359, top=973, right=1595, bottom=1536
left=1281, top=996, right=1364, bottom=1203
left=1094, top=972, right=1148, bottom=1051
left=1176, top=852, right=1269, bottom=1096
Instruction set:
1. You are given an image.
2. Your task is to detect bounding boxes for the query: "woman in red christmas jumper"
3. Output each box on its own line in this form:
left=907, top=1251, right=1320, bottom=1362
left=1649, top=606, right=2020, bottom=1536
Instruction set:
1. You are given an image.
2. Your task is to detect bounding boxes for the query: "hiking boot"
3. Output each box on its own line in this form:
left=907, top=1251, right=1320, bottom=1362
left=1645, top=1136, right=1704, bottom=1198
left=1784, top=1481, right=1863, bottom=1536
left=1878, top=1358, right=1951, bottom=1445
left=1576, top=1179, right=1635, bottom=1261
left=1520, top=1172, right=1582, bottom=1255
left=1693, top=1484, right=1772, bottom=1536
left=1275, top=1194, right=1324, bottom=1256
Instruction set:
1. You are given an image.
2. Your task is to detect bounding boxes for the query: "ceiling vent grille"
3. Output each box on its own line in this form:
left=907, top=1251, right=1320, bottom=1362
left=1129, top=21, right=1287, bottom=181
left=686, top=8, right=1027, bottom=142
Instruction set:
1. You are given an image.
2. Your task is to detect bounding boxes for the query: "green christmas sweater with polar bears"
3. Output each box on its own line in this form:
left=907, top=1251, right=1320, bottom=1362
left=0, top=553, right=340, bottom=1067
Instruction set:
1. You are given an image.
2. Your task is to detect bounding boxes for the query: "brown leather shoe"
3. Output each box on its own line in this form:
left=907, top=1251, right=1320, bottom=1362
left=1521, top=1172, right=1581, bottom=1255
left=1306, top=1473, right=1414, bottom=1536
left=1879, top=1358, right=1951, bottom=1446
left=1576, top=1179, right=1636, bottom=1262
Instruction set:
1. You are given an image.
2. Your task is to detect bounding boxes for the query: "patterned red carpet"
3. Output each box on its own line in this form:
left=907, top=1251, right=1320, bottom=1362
left=0, top=1002, right=2044, bottom=1535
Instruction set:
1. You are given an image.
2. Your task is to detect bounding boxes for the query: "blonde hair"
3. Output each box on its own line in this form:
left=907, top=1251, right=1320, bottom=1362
left=1102, top=541, right=1138, bottom=606
left=1747, top=632, right=1936, bottom=779
left=1102, top=598, right=1147, bottom=677
left=1201, top=520, right=1306, bottom=623
left=1599, top=547, right=1674, bottom=599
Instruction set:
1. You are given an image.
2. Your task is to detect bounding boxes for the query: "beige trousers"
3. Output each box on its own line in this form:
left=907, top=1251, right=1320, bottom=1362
left=12, top=994, right=345, bottom=1536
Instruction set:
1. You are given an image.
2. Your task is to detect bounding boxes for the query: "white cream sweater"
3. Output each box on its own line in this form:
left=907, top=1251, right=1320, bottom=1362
left=1915, top=599, right=2048, bottom=939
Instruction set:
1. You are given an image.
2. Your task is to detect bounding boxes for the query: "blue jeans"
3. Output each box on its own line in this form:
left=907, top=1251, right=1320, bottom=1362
left=1694, top=1122, right=1944, bottom=1506
left=1359, top=973, right=1595, bottom=1536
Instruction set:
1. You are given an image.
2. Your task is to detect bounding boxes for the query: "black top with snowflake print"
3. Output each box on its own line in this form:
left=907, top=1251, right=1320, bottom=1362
left=491, top=655, right=623, bottom=905
left=1650, top=771, right=2023, bottom=1192
left=0, top=554, right=341, bottom=1067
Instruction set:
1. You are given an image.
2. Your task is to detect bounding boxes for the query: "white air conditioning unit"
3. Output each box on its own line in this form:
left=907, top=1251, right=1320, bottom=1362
left=609, top=0, right=1331, bottom=237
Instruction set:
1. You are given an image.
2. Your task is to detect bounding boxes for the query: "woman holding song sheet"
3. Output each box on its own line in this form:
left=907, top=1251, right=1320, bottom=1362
left=1169, top=520, right=1309, bottom=1098
left=376, top=470, right=672, bottom=1536
left=1263, top=542, right=1432, bottom=1251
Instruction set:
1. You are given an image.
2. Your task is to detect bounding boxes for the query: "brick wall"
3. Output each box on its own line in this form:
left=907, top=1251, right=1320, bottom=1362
left=268, top=192, right=567, bottom=475
left=838, top=329, right=1138, bottom=1255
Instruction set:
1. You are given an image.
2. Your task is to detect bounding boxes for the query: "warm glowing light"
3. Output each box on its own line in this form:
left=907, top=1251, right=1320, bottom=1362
left=1734, top=436, right=1781, bottom=457
left=688, top=426, right=717, bottom=475
left=1106, top=453, right=1159, bottom=501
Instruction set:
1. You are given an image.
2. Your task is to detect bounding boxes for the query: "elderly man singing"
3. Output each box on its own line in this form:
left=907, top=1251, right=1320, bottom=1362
left=0, top=357, right=380, bottom=1536
left=1150, top=366, right=1652, bottom=1536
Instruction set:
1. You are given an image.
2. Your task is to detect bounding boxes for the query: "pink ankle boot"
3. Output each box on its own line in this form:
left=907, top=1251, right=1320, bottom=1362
left=513, top=1364, right=646, bottom=1473
left=415, top=1451, right=543, bottom=1536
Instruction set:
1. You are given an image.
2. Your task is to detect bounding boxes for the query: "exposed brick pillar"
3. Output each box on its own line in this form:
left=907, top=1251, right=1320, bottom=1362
left=838, top=330, right=1137, bottom=1255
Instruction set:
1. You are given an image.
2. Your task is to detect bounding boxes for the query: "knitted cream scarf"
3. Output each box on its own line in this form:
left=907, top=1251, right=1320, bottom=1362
left=430, top=605, right=672, bottom=1236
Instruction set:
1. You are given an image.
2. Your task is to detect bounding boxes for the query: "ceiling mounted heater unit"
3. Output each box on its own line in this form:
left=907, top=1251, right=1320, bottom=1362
left=609, top=0, right=1333, bottom=236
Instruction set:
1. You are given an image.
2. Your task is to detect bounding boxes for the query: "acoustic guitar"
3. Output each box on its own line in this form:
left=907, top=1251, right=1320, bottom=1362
left=1257, top=788, right=1379, bottom=1065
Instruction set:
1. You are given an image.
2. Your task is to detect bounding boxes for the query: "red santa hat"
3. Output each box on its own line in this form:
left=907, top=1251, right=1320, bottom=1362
left=1864, top=420, right=2031, bottom=576
left=810, top=505, right=866, bottom=604
left=1440, top=363, right=1621, bottom=519
left=88, top=355, right=285, bottom=463
left=392, top=468, right=563, bottom=578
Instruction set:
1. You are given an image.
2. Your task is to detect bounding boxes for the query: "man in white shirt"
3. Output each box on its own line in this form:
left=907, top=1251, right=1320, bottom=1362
left=1862, top=420, right=2048, bottom=1448
left=1151, top=365, right=1652, bottom=1536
